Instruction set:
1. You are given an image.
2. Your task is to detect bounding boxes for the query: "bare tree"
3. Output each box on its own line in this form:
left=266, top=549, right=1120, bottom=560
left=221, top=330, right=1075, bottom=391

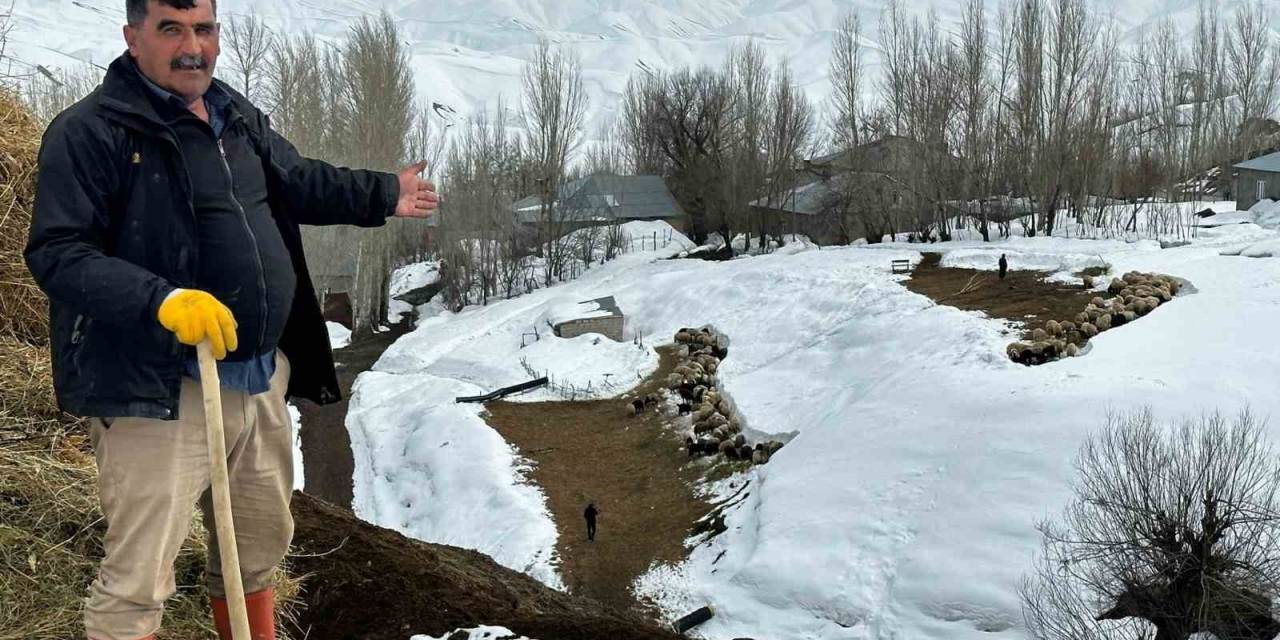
left=1023, top=408, right=1280, bottom=640
left=828, top=10, right=866, bottom=154
left=336, top=11, right=415, bottom=332
left=620, top=74, right=668, bottom=175
left=522, top=38, right=588, bottom=286
left=23, top=63, right=100, bottom=124
left=762, top=59, right=814, bottom=246
left=266, top=33, right=326, bottom=156
left=221, top=12, right=274, bottom=103
left=955, top=0, right=993, bottom=240
left=0, top=4, right=15, bottom=87
left=583, top=117, right=626, bottom=175
left=1226, top=1, right=1280, bottom=157
left=725, top=40, right=770, bottom=250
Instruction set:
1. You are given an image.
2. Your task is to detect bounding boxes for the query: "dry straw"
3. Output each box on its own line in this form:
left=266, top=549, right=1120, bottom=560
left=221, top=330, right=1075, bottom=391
left=0, top=89, right=47, bottom=346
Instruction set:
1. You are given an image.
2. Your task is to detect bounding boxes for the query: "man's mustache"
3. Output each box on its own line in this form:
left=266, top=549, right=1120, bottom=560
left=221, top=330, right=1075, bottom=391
left=171, top=55, right=208, bottom=71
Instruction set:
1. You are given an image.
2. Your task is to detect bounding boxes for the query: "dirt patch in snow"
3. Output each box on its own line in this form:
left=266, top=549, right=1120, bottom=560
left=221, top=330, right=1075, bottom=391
left=287, top=492, right=683, bottom=640
left=294, top=321, right=413, bottom=509
left=904, top=252, right=1098, bottom=338
left=482, top=347, right=713, bottom=618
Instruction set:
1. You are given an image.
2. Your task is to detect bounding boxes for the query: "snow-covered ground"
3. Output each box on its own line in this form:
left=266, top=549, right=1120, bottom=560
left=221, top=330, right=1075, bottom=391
left=389, top=261, right=443, bottom=321
left=351, top=209, right=1280, bottom=639
left=327, top=321, right=352, bottom=350
left=411, top=627, right=530, bottom=640
left=288, top=402, right=305, bottom=492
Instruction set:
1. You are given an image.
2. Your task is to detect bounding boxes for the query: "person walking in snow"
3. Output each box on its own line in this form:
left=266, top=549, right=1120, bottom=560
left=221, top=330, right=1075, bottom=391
left=998, top=254, right=1009, bottom=280
left=585, top=503, right=600, bottom=542
left=24, top=1, right=438, bottom=638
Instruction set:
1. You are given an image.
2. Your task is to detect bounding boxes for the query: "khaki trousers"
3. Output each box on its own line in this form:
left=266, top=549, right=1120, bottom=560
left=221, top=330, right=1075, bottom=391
left=85, top=352, right=294, bottom=640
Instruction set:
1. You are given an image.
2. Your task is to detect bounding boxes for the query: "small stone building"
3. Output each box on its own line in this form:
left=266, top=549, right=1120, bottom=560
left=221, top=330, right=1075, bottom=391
left=1233, top=151, right=1280, bottom=210
left=552, top=297, right=625, bottom=342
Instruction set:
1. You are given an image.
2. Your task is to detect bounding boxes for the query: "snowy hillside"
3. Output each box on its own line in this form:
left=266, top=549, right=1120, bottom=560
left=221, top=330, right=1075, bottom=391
left=5, top=0, right=1268, bottom=140
left=341, top=211, right=1280, bottom=639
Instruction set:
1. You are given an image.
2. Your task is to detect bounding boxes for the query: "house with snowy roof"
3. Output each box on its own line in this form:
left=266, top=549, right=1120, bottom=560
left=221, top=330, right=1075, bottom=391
left=1234, top=150, right=1280, bottom=211
left=548, top=297, right=625, bottom=342
left=511, top=173, right=686, bottom=232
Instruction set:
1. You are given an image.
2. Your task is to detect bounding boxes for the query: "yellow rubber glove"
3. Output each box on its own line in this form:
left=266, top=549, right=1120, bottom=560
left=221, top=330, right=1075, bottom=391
left=157, top=289, right=238, bottom=360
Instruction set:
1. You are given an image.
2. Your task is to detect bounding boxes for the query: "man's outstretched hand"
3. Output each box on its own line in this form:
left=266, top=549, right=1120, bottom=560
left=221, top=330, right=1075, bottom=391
left=394, top=161, right=440, bottom=218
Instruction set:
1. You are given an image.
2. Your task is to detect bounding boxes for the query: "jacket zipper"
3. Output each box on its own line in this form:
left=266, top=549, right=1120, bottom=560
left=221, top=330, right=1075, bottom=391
left=218, top=138, right=269, bottom=355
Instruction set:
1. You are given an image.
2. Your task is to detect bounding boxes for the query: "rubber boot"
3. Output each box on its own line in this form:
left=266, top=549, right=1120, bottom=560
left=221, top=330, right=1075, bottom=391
left=211, top=588, right=276, bottom=640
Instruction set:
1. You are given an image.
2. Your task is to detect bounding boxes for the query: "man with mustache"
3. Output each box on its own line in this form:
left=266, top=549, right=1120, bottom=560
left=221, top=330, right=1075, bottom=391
left=24, top=1, right=439, bottom=638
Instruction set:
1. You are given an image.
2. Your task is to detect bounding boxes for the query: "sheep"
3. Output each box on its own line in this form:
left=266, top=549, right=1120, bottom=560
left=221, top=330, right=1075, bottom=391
left=1061, top=321, right=1077, bottom=334
left=675, top=331, right=693, bottom=344
left=729, top=415, right=742, bottom=431
left=704, top=391, right=720, bottom=407
left=1145, top=296, right=1161, bottom=309
left=1075, top=312, right=1090, bottom=325
left=737, top=444, right=754, bottom=460
left=1046, top=320, right=1063, bottom=336
left=719, top=439, right=738, bottom=458
left=752, top=449, right=770, bottom=465
left=1031, top=328, right=1049, bottom=342
left=1096, top=314, right=1113, bottom=331
left=1122, top=310, right=1137, bottom=323
left=691, top=385, right=708, bottom=402
left=1123, top=272, right=1142, bottom=284
left=765, top=441, right=785, bottom=455
left=1081, top=322, right=1099, bottom=338
left=1091, top=296, right=1106, bottom=307
left=734, top=433, right=746, bottom=447
left=1065, top=343, right=1081, bottom=358
left=678, top=402, right=692, bottom=415
left=631, top=398, right=645, bottom=416
left=1082, top=274, right=1095, bottom=289
left=712, top=426, right=730, bottom=441
left=1007, top=343, right=1026, bottom=361
left=694, top=421, right=717, bottom=435
left=716, top=399, right=732, bottom=415
left=687, top=437, right=719, bottom=458
left=1108, top=278, right=1126, bottom=294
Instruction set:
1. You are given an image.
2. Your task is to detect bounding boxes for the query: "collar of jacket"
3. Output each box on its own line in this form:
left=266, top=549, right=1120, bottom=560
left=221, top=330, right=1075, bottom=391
left=95, top=52, right=245, bottom=144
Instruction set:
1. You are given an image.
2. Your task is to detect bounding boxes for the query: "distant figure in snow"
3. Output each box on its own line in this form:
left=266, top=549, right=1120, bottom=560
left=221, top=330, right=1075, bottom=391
left=585, top=503, right=600, bottom=542
left=999, top=254, right=1009, bottom=280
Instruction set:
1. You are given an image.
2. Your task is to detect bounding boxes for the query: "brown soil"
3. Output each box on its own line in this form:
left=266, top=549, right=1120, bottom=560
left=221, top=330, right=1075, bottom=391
left=904, top=253, right=1098, bottom=337
left=482, top=347, right=714, bottom=616
left=287, top=491, right=684, bottom=640
left=294, top=321, right=413, bottom=509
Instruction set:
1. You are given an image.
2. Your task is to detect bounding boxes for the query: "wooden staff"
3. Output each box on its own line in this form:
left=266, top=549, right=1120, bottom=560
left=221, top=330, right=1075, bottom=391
left=197, top=340, right=251, bottom=640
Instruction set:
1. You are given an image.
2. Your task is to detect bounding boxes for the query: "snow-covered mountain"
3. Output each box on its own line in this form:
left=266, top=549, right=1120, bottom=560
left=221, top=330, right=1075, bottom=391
left=3, top=0, right=1263, bottom=139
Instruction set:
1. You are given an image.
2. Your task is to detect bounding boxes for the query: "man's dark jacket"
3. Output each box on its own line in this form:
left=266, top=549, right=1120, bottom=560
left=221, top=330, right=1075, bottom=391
left=24, top=53, right=399, bottom=420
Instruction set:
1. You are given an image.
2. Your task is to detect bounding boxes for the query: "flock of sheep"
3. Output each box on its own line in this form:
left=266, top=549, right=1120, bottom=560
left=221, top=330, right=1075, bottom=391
left=631, top=326, right=784, bottom=465
left=1007, top=271, right=1183, bottom=365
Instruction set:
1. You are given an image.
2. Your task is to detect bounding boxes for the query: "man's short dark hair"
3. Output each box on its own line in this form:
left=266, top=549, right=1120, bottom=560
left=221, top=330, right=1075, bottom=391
left=125, top=0, right=216, bottom=26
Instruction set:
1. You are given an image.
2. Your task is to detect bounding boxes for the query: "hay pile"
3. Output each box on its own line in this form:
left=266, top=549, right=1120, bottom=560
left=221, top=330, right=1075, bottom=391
left=0, top=88, right=300, bottom=640
left=0, top=89, right=47, bottom=346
